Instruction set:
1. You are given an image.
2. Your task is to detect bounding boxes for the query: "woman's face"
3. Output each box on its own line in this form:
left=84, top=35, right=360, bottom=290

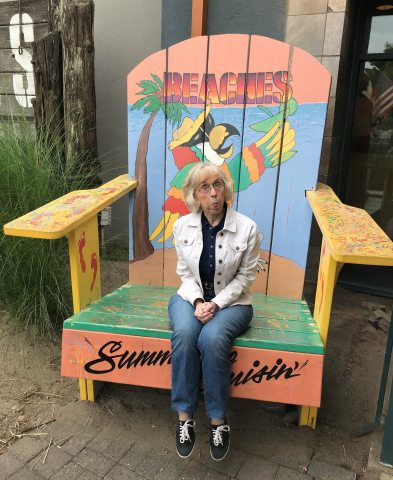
left=194, top=172, right=225, bottom=217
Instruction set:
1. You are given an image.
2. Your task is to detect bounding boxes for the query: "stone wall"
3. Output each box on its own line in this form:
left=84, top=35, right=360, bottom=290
left=285, top=0, right=347, bottom=183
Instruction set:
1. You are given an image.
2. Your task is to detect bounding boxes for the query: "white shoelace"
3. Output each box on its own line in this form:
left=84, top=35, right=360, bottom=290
left=179, top=419, right=195, bottom=444
left=212, top=424, right=230, bottom=446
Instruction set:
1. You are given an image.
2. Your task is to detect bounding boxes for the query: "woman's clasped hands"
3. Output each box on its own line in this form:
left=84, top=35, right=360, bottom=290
left=194, top=300, right=218, bottom=324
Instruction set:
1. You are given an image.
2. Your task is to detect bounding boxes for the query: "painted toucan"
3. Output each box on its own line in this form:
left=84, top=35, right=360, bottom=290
left=150, top=101, right=297, bottom=243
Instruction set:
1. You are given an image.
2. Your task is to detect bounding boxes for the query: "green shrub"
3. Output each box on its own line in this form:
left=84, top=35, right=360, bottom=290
left=0, top=119, right=99, bottom=336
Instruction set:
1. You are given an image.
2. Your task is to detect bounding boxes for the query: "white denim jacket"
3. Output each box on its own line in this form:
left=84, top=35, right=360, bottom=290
left=173, top=207, right=262, bottom=310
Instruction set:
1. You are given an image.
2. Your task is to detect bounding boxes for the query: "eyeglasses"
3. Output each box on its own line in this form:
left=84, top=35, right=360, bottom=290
left=197, top=181, right=224, bottom=194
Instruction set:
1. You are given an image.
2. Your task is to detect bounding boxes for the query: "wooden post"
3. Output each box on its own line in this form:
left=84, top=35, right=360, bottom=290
left=31, top=31, right=64, bottom=138
left=61, top=1, right=98, bottom=174
left=32, top=0, right=99, bottom=179
left=191, top=0, right=208, bottom=37
left=48, top=0, right=62, bottom=31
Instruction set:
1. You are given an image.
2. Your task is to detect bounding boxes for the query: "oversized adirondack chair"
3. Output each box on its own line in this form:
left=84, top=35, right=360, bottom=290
left=5, top=35, right=393, bottom=429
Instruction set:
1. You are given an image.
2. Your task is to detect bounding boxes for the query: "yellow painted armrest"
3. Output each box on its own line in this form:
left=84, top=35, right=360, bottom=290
left=4, top=175, right=138, bottom=240
left=307, top=183, right=393, bottom=266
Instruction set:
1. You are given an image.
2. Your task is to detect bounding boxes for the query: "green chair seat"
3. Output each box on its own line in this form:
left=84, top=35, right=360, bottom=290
left=64, top=284, right=324, bottom=355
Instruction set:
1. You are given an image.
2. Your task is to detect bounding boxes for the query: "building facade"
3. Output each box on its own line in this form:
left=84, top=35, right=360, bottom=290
left=1, top=1, right=392, bottom=292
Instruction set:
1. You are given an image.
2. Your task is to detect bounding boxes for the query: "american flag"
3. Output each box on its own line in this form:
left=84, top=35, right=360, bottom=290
left=372, top=70, right=393, bottom=120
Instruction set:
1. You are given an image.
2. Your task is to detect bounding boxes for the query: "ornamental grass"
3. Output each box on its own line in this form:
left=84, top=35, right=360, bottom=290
left=0, top=118, right=99, bottom=336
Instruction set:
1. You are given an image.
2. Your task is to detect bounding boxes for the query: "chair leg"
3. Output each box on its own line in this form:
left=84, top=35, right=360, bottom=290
left=299, top=405, right=318, bottom=429
left=79, top=379, right=104, bottom=401
left=79, top=378, right=88, bottom=400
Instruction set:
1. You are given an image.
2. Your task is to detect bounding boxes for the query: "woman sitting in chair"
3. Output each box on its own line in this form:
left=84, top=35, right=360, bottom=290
left=168, top=162, right=262, bottom=461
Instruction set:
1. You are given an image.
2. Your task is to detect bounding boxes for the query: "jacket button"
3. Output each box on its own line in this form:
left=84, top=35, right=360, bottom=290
left=218, top=245, right=222, bottom=249
left=184, top=240, right=188, bottom=244
left=218, top=272, right=222, bottom=276
left=217, top=281, right=221, bottom=285
left=218, top=260, right=222, bottom=264
left=236, top=246, right=239, bottom=250
left=220, top=232, right=223, bottom=236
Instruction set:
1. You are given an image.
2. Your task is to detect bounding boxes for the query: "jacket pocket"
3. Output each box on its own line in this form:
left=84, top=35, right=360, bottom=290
left=229, top=242, right=248, bottom=253
left=178, top=235, right=195, bottom=247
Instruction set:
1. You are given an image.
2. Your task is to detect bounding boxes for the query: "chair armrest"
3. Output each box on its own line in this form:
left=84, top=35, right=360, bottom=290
left=306, top=183, right=393, bottom=266
left=4, top=175, right=138, bottom=240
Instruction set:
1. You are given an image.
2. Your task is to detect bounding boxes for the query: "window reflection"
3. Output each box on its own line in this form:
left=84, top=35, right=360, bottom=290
left=368, top=15, right=393, bottom=53
left=346, top=60, right=393, bottom=238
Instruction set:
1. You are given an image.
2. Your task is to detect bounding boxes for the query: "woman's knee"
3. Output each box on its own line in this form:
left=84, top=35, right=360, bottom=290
left=172, top=323, right=200, bottom=346
left=197, top=325, right=231, bottom=353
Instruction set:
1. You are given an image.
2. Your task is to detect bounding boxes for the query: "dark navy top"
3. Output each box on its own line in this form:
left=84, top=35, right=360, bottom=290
left=199, top=207, right=226, bottom=299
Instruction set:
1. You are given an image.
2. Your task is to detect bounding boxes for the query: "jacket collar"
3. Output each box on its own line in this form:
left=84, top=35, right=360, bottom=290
left=187, top=205, right=237, bottom=232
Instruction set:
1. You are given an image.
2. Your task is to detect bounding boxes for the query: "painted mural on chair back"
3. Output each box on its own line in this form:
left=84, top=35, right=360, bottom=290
left=127, top=34, right=331, bottom=298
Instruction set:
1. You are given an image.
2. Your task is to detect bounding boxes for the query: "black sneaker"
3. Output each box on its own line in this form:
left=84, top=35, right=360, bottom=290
left=176, top=419, right=196, bottom=458
left=210, top=422, right=230, bottom=461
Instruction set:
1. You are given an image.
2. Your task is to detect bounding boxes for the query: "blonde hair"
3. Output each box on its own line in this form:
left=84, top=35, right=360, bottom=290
left=183, top=163, right=233, bottom=213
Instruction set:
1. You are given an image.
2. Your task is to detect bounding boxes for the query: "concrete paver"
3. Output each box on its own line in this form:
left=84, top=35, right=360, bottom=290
left=203, top=470, right=233, bottom=480
left=51, top=461, right=101, bottom=480
left=119, top=442, right=151, bottom=471
left=0, top=452, right=25, bottom=479
left=200, top=444, right=246, bottom=477
left=100, top=428, right=137, bottom=462
left=8, top=466, right=44, bottom=480
left=236, top=454, right=279, bottom=480
left=154, top=453, right=190, bottom=480
left=7, top=436, right=46, bottom=463
left=181, top=459, right=209, bottom=480
left=104, top=464, right=145, bottom=480
left=0, top=399, right=361, bottom=480
left=28, top=445, right=72, bottom=479
left=135, top=447, right=172, bottom=478
left=307, top=460, right=356, bottom=480
left=61, top=425, right=102, bottom=456
left=46, top=418, right=85, bottom=446
left=267, top=443, right=314, bottom=472
left=74, top=446, right=116, bottom=477
left=275, top=465, right=314, bottom=479
left=87, top=420, right=126, bottom=453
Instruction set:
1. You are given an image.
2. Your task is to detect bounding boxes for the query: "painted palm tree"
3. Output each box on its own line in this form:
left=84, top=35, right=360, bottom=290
left=130, top=74, right=189, bottom=260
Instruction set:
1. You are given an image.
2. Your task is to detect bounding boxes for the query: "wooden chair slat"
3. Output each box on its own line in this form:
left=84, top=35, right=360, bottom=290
left=127, top=48, right=168, bottom=275
left=236, top=35, right=291, bottom=295
left=205, top=34, right=250, bottom=211
left=3, top=175, right=137, bottom=239
left=162, top=36, right=209, bottom=285
left=63, top=284, right=323, bottom=354
left=267, top=47, right=331, bottom=299
left=307, top=183, right=393, bottom=265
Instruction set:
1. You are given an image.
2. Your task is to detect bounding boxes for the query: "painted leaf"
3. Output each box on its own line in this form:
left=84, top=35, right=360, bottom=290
left=144, top=97, right=160, bottom=113
left=151, top=73, right=163, bottom=89
left=131, top=95, right=154, bottom=111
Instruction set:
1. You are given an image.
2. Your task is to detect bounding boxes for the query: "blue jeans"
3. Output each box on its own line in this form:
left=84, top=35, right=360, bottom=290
left=168, top=294, right=253, bottom=419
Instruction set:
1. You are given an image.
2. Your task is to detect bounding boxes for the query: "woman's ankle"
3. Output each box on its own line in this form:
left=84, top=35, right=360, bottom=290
left=211, top=418, right=224, bottom=426
left=178, top=412, right=193, bottom=422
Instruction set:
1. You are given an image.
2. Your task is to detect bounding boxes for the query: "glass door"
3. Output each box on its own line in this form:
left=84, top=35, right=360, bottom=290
left=344, top=3, right=393, bottom=239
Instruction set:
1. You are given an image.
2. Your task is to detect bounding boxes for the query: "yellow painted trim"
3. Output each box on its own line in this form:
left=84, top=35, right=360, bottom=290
left=4, top=175, right=137, bottom=240
left=314, top=239, right=338, bottom=347
left=68, top=218, right=102, bottom=402
left=67, top=218, right=101, bottom=313
left=307, top=183, right=393, bottom=266
left=299, top=406, right=318, bottom=429
left=79, top=379, right=88, bottom=401
left=87, top=380, right=95, bottom=401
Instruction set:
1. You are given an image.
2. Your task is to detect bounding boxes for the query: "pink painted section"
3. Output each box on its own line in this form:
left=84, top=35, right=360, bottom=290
left=290, top=47, right=331, bottom=104
left=127, top=35, right=331, bottom=108
left=62, top=330, right=323, bottom=407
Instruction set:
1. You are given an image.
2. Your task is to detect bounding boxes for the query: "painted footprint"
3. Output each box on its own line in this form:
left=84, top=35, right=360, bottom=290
left=90, top=252, right=98, bottom=291
left=78, top=231, right=87, bottom=273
